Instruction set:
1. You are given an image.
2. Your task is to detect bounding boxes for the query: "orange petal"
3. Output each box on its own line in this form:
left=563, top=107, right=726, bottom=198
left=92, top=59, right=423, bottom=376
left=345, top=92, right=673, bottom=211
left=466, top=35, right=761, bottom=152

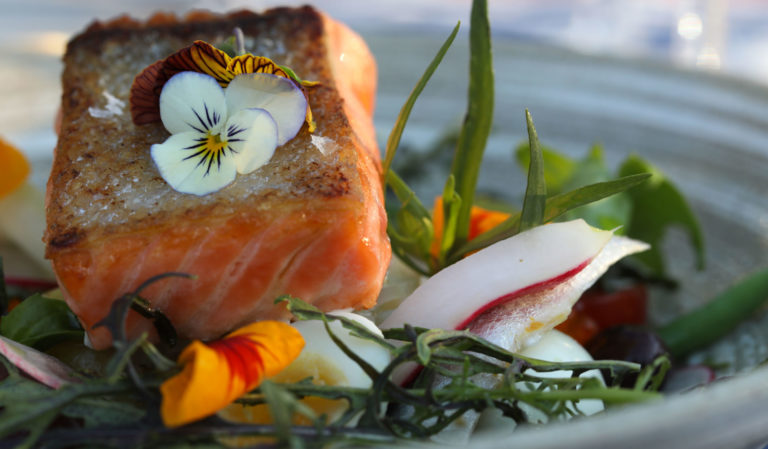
left=0, top=137, right=30, bottom=198
left=227, top=320, right=305, bottom=378
left=430, top=197, right=511, bottom=258
left=160, top=320, right=304, bottom=427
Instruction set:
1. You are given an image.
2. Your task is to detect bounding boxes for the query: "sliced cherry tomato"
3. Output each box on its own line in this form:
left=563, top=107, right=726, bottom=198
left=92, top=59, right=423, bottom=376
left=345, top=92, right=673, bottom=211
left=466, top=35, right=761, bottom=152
left=580, top=283, right=647, bottom=329
left=555, top=304, right=600, bottom=345
left=557, top=283, right=648, bottom=344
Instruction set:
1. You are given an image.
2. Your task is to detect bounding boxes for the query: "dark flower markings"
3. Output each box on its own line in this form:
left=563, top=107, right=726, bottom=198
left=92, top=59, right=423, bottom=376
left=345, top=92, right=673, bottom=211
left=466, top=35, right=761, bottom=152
left=208, top=335, right=265, bottom=394
left=179, top=103, right=249, bottom=176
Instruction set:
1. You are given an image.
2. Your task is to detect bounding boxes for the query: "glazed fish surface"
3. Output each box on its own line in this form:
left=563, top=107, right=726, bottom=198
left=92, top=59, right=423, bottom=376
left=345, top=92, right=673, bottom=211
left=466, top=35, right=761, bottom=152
left=44, top=7, right=390, bottom=349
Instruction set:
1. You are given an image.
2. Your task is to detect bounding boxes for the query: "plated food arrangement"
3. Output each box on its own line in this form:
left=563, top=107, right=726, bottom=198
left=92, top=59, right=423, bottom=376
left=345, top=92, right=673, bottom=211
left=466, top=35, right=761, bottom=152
left=1, top=1, right=768, bottom=448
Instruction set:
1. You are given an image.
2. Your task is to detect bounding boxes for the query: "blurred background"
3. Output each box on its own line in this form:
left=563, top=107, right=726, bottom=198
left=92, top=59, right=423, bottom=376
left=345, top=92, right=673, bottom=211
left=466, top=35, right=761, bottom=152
left=2, top=0, right=767, bottom=167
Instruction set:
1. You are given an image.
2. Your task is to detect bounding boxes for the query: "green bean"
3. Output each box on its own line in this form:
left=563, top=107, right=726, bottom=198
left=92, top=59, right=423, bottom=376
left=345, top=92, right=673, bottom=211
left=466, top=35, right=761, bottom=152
left=657, top=267, right=768, bottom=358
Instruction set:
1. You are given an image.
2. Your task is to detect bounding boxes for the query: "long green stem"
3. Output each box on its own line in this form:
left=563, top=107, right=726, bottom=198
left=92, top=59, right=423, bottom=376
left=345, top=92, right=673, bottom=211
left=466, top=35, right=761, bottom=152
left=657, top=267, right=768, bottom=358
left=448, top=0, right=494, bottom=248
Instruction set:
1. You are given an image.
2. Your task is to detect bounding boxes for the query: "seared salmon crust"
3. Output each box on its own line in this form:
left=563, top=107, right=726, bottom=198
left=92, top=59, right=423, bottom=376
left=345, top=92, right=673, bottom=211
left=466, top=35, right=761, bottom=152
left=45, top=7, right=390, bottom=349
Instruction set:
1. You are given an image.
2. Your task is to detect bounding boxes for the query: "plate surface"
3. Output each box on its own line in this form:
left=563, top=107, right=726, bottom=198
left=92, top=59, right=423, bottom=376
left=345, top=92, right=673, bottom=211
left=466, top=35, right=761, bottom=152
left=1, top=7, right=768, bottom=448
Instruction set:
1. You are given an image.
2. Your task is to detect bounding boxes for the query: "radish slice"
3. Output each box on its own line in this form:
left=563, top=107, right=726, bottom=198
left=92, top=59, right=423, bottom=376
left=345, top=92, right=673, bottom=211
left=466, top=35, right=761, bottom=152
left=380, top=220, right=649, bottom=384
left=0, top=336, right=80, bottom=388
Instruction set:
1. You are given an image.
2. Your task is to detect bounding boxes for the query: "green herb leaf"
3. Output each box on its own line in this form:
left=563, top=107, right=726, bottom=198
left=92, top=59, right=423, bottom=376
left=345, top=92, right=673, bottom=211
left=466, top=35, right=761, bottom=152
left=514, top=143, right=576, bottom=194
left=618, top=155, right=705, bottom=274
left=260, top=381, right=307, bottom=448
left=450, top=0, right=494, bottom=248
left=516, top=144, right=633, bottom=232
left=0, top=257, right=8, bottom=316
left=382, top=22, right=460, bottom=185
left=62, top=396, right=145, bottom=428
left=386, top=170, right=434, bottom=275
left=438, top=175, right=461, bottom=266
left=519, top=110, right=547, bottom=232
left=0, top=294, right=83, bottom=350
left=451, top=174, right=651, bottom=259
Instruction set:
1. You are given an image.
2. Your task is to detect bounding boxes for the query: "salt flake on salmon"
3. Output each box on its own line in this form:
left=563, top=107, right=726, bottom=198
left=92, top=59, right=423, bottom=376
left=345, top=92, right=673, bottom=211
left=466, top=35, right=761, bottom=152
left=381, top=219, right=649, bottom=351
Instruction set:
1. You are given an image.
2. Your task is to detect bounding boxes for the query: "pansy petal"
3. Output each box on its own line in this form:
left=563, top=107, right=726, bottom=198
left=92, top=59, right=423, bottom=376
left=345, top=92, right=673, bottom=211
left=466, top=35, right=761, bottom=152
left=166, top=41, right=234, bottom=86
left=225, top=73, right=307, bottom=145
left=160, top=321, right=304, bottom=427
left=227, top=54, right=288, bottom=78
left=159, top=72, right=227, bottom=135
left=223, top=108, right=278, bottom=175
left=160, top=341, right=240, bottom=427
left=151, top=131, right=237, bottom=196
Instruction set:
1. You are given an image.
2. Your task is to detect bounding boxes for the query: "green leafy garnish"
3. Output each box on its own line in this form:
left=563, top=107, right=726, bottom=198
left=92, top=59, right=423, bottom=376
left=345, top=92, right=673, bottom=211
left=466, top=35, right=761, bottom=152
left=448, top=174, right=650, bottom=263
left=516, top=144, right=633, bottom=231
left=447, top=0, right=494, bottom=249
left=384, top=3, right=650, bottom=274
left=0, top=294, right=83, bottom=350
left=619, top=155, right=705, bottom=275
left=519, top=110, right=546, bottom=232
left=515, top=145, right=705, bottom=276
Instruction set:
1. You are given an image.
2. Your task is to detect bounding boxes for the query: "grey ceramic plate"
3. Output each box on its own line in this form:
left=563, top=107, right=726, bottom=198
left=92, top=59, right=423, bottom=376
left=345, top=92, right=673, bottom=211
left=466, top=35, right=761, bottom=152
left=2, top=21, right=768, bottom=449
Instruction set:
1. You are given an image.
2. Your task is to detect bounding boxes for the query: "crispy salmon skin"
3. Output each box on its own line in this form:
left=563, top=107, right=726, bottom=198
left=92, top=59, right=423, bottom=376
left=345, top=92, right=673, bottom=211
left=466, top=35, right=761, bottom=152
left=45, top=7, right=390, bottom=349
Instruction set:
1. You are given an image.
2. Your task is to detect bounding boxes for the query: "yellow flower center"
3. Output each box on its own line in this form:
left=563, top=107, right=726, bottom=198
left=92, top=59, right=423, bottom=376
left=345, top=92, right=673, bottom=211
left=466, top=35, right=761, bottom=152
left=206, top=132, right=228, bottom=153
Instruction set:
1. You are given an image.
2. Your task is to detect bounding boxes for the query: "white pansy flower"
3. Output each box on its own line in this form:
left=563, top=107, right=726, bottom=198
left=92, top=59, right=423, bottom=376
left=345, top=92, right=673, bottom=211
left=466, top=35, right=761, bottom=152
left=151, top=71, right=307, bottom=196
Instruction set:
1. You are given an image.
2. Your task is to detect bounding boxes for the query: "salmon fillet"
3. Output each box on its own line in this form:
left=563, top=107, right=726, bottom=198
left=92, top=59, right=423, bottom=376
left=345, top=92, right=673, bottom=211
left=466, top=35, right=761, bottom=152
left=45, top=7, right=390, bottom=349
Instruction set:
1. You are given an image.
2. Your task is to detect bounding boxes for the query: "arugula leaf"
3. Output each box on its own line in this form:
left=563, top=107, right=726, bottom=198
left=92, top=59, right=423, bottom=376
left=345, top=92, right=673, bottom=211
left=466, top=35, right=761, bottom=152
left=449, top=0, right=494, bottom=247
left=619, top=155, right=705, bottom=274
left=0, top=294, right=83, bottom=350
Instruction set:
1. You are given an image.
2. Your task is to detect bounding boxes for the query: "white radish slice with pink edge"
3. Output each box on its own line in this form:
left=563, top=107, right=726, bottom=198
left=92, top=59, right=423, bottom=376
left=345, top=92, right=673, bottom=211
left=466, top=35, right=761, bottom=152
left=0, top=336, right=80, bottom=389
left=380, top=219, right=649, bottom=384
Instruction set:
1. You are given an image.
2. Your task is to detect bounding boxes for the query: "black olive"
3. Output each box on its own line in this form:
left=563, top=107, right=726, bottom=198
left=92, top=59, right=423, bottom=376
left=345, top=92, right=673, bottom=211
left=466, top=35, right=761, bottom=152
left=585, top=325, right=670, bottom=388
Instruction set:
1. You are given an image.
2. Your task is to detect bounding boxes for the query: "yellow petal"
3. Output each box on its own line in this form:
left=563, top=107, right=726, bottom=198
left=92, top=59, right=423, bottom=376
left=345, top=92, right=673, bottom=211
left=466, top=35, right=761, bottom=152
left=227, top=54, right=288, bottom=78
left=130, top=41, right=233, bottom=125
left=182, top=41, right=234, bottom=86
left=0, top=137, right=30, bottom=198
left=160, top=321, right=304, bottom=427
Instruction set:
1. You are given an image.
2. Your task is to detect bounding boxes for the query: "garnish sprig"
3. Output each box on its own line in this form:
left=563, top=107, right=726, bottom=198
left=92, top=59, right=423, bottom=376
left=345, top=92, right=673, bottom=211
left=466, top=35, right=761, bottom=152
left=275, top=296, right=662, bottom=444
left=383, top=0, right=651, bottom=275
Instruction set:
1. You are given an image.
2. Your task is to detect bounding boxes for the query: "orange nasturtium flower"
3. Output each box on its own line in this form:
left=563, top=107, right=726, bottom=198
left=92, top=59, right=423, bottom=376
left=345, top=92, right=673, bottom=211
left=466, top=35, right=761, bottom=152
left=430, top=196, right=510, bottom=257
left=130, top=40, right=317, bottom=130
left=160, top=320, right=305, bottom=428
left=0, top=136, right=30, bottom=198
